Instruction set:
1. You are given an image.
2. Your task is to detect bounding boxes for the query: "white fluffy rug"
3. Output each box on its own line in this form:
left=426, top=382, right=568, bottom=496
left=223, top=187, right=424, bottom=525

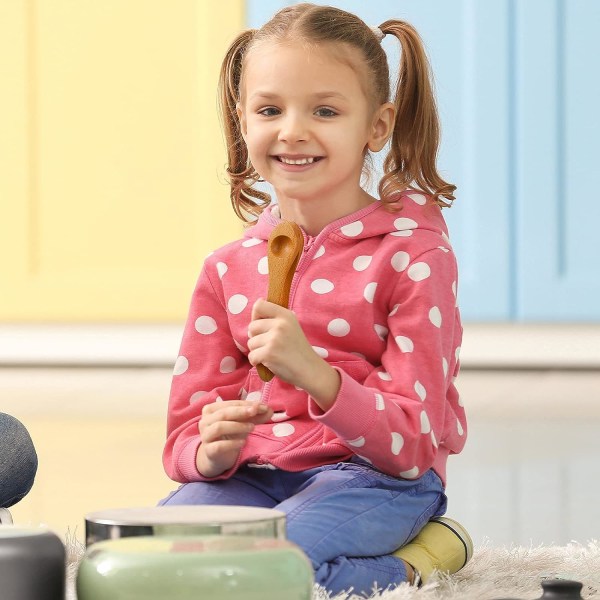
left=67, top=536, right=600, bottom=599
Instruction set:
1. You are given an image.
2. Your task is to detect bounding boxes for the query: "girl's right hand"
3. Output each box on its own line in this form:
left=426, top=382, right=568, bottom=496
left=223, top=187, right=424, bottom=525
left=196, top=400, right=273, bottom=478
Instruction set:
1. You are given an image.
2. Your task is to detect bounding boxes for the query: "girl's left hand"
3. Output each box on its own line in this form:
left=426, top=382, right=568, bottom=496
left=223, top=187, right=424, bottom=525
left=247, top=299, right=340, bottom=408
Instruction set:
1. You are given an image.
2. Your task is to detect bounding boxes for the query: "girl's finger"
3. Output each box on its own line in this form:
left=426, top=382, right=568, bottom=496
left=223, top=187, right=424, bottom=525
left=201, top=400, right=253, bottom=416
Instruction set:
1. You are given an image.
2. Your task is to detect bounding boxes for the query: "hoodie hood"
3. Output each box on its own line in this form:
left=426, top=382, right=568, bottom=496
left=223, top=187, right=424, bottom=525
left=244, top=190, right=451, bottom=247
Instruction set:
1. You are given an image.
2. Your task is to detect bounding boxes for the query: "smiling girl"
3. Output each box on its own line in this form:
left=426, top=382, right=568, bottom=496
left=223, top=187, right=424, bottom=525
left=161, top=3, right=471, bottom=595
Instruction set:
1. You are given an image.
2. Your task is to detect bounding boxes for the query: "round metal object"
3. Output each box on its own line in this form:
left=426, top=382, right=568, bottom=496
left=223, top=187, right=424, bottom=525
left=85, top=505, right=286, bottom=546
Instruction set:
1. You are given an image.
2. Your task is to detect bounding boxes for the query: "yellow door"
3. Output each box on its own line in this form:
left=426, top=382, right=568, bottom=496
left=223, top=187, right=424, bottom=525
left=0, top=0, right=244, bottom=321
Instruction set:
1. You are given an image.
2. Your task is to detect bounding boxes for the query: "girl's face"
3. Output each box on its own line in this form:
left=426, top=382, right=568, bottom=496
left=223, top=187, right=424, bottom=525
left=237, top=41, right=392, bottom=216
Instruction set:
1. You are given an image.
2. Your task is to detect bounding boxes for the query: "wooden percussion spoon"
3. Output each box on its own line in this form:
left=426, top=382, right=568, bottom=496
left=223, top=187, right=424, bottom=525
left=256, top=220, right=305, bottom=382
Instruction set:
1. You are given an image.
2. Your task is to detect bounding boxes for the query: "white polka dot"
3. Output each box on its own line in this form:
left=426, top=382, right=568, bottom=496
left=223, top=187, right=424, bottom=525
left=438, top=246, right=450, bottom=253
left=395, top=336, right=414, bottom=353
left=408, top=193, right=427, bottom=205
left=190, top=391, right=207, bottom=403
left=429, top=306, right=442, bottom=328
left=313, top=346, right=329, bottom=358
left=452, top=281, right=457, bottom=297
left=415, top=381, right=427, bottom=401
left=374, top=324, right=388, bottom=340
left=311, top=279, right=334, bottom=294
left=273, top=423, right=295, bottom=437
left=173, top=356, right=189, bottom=375
left=420, top=411, right=431, bottom=433
left=390, top=229, right=413, bottom=237
left=220, top=356, right=236, bottom=373
left=347, top=436, right=365, bottom=448
left=195, top=316, right=218, bottom=335
left=408, top=262, right=431, bottom=282
left=242, top=237, right=262, bottom=247
left=328, top=319, right=350, bottom=337
left=389, top=304, right=400, bottom=317
left=391, top=432, right=404, bottom=455
left=442, top=357, right=448, bottom=377
left=353, top=255, right=372, bottom=271
left=394, top=217, right=418, bottom=232
left=457, top=420, right=464, bottom=436
left=378, top=371, right=392, bottom=381
left=258, top=256, right=268, bottom=275
left=228, top=294, right=248, bottom=314
left=217, top=262, right=228, bottom=279
left=391, top=251, right=410, bottom=272
left=271, top=411, right=289, bottom=422
left=314, top=245, right=325, bottom=258
left=234, top=339, right=246, bottom=353
left=239, top=388, right=247, bottom=399
left=215, top=395, right=223, bottom=402
left=400, top=466, right=420, bottom=479
left=441, top=232, right=451, bottom=245
left=340, top=221, right=364, bottom=237
left=458, top=394, right=464, bottom=407
left=246, top=391, right=262, bottom=402
left=363, top=282, right=377, bottom=303
left=431, top=431, right=438, bottom=448
left=375, top=393, right=385, bottom=410
left=351, top=352, right=366, bottom=360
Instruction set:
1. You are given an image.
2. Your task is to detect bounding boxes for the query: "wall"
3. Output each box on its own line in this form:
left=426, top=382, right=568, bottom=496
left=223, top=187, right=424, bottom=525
left=248, top=0, right=600, bottom=321
left=0, top=0, right=244, bottom=321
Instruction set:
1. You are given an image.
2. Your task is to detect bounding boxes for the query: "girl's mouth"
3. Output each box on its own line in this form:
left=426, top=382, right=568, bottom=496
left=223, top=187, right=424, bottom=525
left=273, top=156, right=324, bottom=170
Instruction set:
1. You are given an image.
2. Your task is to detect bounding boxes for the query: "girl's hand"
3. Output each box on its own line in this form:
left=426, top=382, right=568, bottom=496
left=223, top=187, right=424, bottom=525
left=196, top=400, right=273, bottom=478
left=248, top=299, right=341, bottom=410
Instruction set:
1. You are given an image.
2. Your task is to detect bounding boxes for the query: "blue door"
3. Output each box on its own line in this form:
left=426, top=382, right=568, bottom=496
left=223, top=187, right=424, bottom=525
left=246, top=0, right=600, bottom=321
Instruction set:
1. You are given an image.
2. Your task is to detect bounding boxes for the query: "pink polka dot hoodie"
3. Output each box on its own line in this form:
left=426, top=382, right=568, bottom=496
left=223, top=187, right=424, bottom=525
left=164, top=190, right=467, bottom=487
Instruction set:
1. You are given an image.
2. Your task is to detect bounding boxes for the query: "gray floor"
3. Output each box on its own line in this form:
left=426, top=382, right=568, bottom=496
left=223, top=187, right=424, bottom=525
left=3, top=367, right=600, bottom=546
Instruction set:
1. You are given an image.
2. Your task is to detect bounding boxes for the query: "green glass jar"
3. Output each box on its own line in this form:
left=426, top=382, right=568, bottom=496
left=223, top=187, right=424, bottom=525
left=77, top=535, right=314, bottom=600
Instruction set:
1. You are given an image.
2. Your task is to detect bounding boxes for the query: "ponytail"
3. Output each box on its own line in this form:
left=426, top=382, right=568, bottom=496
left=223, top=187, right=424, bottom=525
left=378, top=20, right=455, bottom=207
left=218, top=30, right=271, bottom=223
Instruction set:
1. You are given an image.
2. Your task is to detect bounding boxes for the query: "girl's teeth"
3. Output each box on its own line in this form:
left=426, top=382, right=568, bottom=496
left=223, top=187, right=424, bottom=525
left=280, top=157, right=315, bottom=165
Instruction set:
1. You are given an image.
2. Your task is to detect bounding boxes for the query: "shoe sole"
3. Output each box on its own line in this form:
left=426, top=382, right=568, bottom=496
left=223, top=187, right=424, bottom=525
left=430, top=516, right=474, bottom=568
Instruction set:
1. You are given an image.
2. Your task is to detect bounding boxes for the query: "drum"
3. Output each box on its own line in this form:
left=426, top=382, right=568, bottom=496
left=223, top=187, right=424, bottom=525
left=0, top=527, right=65, bottom=600
left=77, top=535, right=314, bottom=600
left=85, top=505, right=286, bottom=546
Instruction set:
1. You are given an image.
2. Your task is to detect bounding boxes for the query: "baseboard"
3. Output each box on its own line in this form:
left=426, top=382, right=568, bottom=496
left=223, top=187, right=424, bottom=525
left=1, top=323, right=599, bottom=369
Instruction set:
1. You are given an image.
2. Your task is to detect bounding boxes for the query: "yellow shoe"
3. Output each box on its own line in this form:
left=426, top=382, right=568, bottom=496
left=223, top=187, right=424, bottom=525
left=394, top=517, right=473, bottom=584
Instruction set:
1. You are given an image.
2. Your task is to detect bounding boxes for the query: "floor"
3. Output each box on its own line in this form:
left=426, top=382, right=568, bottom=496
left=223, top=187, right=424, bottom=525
left=3, top=367, right=600, bottom=547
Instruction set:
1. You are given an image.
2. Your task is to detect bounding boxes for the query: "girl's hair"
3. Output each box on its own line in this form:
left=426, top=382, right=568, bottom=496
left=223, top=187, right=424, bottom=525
left=218, top=3, right=456, bottom=223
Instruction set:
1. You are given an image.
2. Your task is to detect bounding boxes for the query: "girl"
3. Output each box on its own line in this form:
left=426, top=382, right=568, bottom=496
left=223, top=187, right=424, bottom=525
left=161, top=3, right=471, bottom=595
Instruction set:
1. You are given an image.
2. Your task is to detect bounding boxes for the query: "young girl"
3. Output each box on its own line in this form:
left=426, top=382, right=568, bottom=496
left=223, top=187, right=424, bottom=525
left=161, top=3, right=471, bottom=595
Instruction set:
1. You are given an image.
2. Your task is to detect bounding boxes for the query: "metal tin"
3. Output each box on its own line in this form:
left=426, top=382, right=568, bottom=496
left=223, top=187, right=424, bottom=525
left=85, top=505, right=286, bottom=546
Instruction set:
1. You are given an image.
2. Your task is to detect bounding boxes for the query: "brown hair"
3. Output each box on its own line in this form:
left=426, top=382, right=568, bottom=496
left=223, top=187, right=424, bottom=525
left=218, top=3, right=456, bottom=223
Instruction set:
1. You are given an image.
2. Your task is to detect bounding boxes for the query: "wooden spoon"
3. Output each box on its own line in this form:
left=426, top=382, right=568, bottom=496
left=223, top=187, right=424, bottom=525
left=257, top=220, right=305, bottom=382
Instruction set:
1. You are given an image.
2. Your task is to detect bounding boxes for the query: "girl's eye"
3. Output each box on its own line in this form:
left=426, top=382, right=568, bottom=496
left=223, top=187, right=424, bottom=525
left=315, top=107, right=337, bottom=117
left=258, top=107, right=280, bottom=117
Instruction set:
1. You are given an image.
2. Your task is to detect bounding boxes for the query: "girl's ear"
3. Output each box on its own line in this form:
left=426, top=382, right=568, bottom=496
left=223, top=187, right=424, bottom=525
left=236, top=103, right=248, bottom=138
left=367, top=102, right=395, bottom=152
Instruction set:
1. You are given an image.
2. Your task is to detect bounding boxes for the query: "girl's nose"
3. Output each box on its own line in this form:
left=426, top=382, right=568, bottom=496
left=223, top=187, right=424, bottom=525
left=278, top=113, right=309, bottom=143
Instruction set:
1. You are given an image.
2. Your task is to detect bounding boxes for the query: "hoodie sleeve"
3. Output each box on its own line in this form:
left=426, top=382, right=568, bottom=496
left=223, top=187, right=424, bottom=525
left=162, top=261, right=252, bottom=483
left=308, top=246, right=466, bottom=481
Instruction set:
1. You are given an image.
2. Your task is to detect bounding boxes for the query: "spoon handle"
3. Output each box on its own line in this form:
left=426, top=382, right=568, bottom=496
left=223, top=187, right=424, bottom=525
left=257, top=221, right=304, bottom=382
